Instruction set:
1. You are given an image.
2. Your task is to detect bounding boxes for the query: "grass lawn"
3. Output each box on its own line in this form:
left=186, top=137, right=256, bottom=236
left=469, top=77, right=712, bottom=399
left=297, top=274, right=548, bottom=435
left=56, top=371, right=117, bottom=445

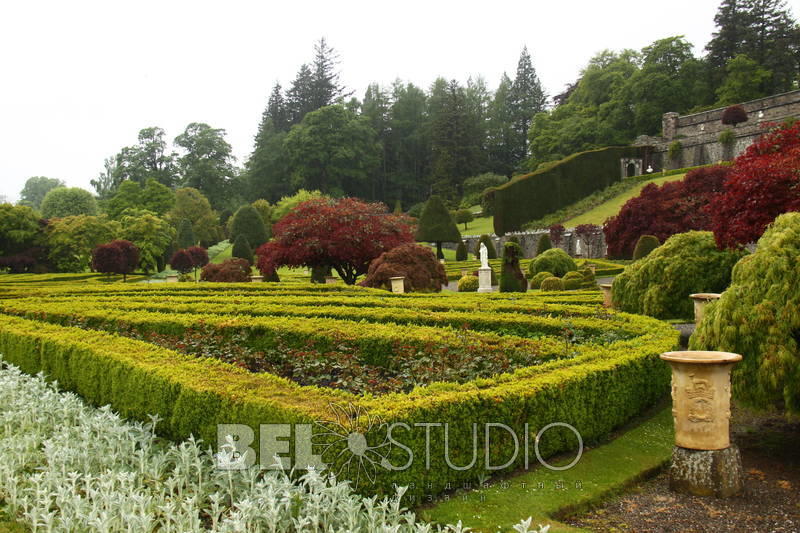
left=462, top=215, right=494, bottom=237
left=422, top=406, right=674, bottom=532
left=563, top=173, right=686, bottom=227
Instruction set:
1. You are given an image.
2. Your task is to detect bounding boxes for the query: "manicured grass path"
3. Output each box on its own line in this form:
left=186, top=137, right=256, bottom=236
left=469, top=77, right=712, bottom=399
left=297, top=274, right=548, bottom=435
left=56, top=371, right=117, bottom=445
left=421, top=407, right=674, bottom=532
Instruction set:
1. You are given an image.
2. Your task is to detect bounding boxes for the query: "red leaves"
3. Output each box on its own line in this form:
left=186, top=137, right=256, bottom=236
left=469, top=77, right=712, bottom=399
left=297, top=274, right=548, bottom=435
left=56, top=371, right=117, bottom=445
left=91, top=240, right=139, bottom=277
left=255, top=197, right=414, bottom=284
left=709, top=121, right=800, bottom=249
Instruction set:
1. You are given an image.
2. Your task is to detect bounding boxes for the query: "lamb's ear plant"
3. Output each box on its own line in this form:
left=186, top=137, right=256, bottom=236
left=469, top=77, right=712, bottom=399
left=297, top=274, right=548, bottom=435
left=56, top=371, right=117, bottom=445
left=0, top=357, right=551, bottom=533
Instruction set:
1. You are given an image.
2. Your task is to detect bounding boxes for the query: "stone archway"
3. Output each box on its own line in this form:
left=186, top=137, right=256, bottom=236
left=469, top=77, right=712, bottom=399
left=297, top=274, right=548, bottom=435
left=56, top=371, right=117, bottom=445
left=620, top=158, right=643, bottom=178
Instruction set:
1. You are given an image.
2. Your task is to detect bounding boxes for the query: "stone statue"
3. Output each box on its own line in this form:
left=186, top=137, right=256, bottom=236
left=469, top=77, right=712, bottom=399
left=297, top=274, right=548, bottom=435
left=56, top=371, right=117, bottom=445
left=575, top=238, right=582, bottom=257
left=479, top=243, right=489, bottom=269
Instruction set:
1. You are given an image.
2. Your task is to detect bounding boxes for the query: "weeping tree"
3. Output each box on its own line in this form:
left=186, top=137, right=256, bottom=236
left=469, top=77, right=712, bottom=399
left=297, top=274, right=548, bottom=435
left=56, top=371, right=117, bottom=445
left=415, top=196, right=462, bottom=259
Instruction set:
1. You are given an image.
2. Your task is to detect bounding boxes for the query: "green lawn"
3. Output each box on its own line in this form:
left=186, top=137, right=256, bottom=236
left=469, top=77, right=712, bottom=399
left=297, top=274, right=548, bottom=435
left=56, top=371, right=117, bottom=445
left=563, top=173, right=686, bottom=227
left=422, top=406, right=674, bottom=532
left=462, top=215, right=494, bottom=236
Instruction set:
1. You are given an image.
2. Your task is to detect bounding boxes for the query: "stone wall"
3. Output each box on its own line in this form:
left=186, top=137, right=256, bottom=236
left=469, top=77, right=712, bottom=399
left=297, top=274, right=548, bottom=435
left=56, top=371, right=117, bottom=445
left=444, top=229, right=607, bottom=260
left=634, top=89, right=800, bottom=170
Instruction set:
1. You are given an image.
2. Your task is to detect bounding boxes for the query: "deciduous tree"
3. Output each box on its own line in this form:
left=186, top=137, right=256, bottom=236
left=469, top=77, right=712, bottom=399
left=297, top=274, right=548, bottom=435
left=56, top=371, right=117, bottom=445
left=40, top=188, right=97, bottom=219
left=18, top=177, right=65, bottom=210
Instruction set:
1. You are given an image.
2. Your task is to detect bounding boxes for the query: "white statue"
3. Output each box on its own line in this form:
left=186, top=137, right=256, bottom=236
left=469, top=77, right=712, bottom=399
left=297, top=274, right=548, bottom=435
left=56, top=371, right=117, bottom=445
left=479, top=243, right=489, bottom=269
left=575, top=238, right=582, bottom=257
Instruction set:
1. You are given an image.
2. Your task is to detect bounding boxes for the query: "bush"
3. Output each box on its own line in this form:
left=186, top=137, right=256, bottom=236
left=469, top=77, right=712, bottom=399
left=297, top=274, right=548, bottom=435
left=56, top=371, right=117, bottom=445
left=40, top=187, right=97, bottom=219
left=612, top=231, right=745, bottom=319
left=540, top=277, right=564, bottom=291
left=563, top=271, right=584, bottom=282
left=563, top=277, right=582, bottom=290
left=457, top=275, right=479, bottom=292
left=231, top=205, right=269, bottom=250
left=718, top=128, right=735, bottom=146
left=549, top=224, right=565, bottom=247
left=201, top=258, right=251, bottom=282
left=528, top=248, right=577, bottom=278
left=361, top=243, right=448, bottom=293
left=232, top=234, right=254, bottom=263
left=633, top=235, right=660, bottom=260
left=721, top=105, right=748, bottom=126
left=455, top=241, right=468, bottom=261
left=690, top=213, right=800, bottom=414
left=473, top=234, right=497, bottom=259
left=536, top=234, right=552, bottom=255
left=492, top=146, right=643, bottom=234
left=580, top=267, right=597, bottom=289
left=170, top=249, right=194, bottom=274
left=529, top=271, right=554, bottom=290
left=91, top=240, right=139, bottom=281
left=499, top=242, right=527, bottom=293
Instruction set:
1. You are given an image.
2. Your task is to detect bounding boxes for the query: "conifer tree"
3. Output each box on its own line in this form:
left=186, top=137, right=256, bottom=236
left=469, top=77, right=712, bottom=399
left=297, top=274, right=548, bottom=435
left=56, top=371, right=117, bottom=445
left=176, top=218, right=195, bottom=249
left=230, top=205, right=269, bottom=249
left=415, top=195, right=462, bottom=259
left=232, top=234, right=254, bottom=263
left=510, top=46, right=547, bottom=163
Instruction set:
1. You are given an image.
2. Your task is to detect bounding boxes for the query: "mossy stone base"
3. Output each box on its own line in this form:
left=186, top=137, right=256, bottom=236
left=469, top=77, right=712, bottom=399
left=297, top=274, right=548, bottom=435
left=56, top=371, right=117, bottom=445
left=669, top=445, right=743, bottom=497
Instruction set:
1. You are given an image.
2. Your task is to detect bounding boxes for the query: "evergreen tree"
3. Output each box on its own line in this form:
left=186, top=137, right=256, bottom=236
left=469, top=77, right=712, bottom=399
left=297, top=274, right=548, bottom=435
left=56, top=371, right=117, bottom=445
left=232, top=234, right=254, bottom=263
left=245, top=117, right=290, bottom=203
left=310, top=37, right=351, bottom=110
left=287, top=64, right=315, bottom=125
left=230, top=204, right=269, bottom=249
left=499, top=241, right=527, bottom=292
left=388, top=82, right=430, bottom=206
left=455, top=240, right=468, bottom=261
left=362, top=83, right=393, bottom=201
left=487, top=73, right=516, bottom=177
left=414, top=195, right=462, bottom=259
left=177, top=218, right=195, bottom=249
left=510, top=47, right=547, bottom=164
left=267, top=83, right=290, bottom=132
left=536, top=234, right=552, bottom=255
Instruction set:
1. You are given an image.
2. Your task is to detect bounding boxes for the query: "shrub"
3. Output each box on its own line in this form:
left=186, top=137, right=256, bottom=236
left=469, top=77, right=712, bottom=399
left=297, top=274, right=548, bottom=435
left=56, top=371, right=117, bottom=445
left=536, top=234, right=552, bottom=255
left=362, top=243, right=448, bottom=293
left=563, top=277, right=582, bottom=290
left=186, top=246, right=209, bottom=270
left=463, top=172, right=508, bottom=197
left=455, top=209, right=474, bottom=230
left=690, top=213, right=800, bottom=414
left=604, top=165, right=730, bottom=258
left=721, top=105, right=748, bottom=126
left=169, top=249, right=194, bottom=274
left=455, top=241, right=468, bottom=261
left=457, top=275, right=479, bottom=292
left=540, top=277, right=564, bottom=291
left=528, top=248, right=577, bottom=278
left=718, top=128, right=735, bottom=146
left=231, top=205, right=269, bottom=250
left=201, top=258, right=251, bottom=282
left=563, top=271, right=584, bottom=282
left=708, top=121, right=800, bottom=249
left=549, top=224, right=565, bottom=246
left=0, top=249, right=41, bottom=274
left=529, top=271, right=554, bottom=290
left=499, top=242, right=527, bottom=293
left=612, top=231, right=745, bottom=319
left=406, top=202, right=425, bottom=218
left=91, top=240, right=139, bottom=281
left=507, top=235, right=520, bottom=245
left=580, top=267, right=597, bottom=289
left=232, top=234, right=254, bottom=263
left=40, top=187, right=97, bottom=219
left=473, top=234, right=497, bottom=259
left=633, top=235, right=661, bottom=260
left=415, top=196, right=462, bottom=259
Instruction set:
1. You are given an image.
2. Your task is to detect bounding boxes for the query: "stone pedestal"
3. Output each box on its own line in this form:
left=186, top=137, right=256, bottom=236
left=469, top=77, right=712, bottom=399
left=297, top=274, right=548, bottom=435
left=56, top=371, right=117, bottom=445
left=690, top=293, right=721, bottom=326
left=325, top=276, right=338, bottom=284
left=669, top=445, right=743, bottom=498
left=389, top=276, right=405, bottom=294
left=599, top=283, right=613, bottom=308
left=250, top=275, right=264, bottom=283
left=166, top=274, right=179, bottom=283
left=477, top=267, right=493, bottom=293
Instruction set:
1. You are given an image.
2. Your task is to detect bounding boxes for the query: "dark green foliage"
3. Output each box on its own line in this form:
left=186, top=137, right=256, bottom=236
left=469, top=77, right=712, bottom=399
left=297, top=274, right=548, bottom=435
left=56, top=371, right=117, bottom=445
left=529, top=271, right=554, bottom=290
left=415, top=196, right=462, bottom=259
left=563, top=277, right=582, bottom=290
left=310, top=265, right=330, bottom=283
left=528, top=248, right=577, bottom=278
left=457, top=275, right=479, bottom=292
left=18, top=176, right=65, bottom=210
left=612, top=231, right=745, bottom=319
left=265, top=268, right=280, bottom=282
left=230, top=205, right=268, bottom=249
left=690, top=213, right=800, bottom=414
left=40, top=187, right=97, bottom=219
left=499, top=242, right=527, bottom=293
left=473, top=234, right=497, bottom=259
left=633, top=235, right=661, bottom=260
left=232, top=234, right=253, bottom=263
left=455, top=241, right=468, bottom=261
left=580, top=267, right=597, bottom=289
left=718, top=129, right=735, bottom=147
left=492, top=147, right=643, bottom=234
left=506, top=236, right=520, bottom=245
left=536, top=234, right=552, bottom=255
left=540, top=277, right=564, bottom=291
left=455, top=209, right=473, bottom=230
left=176, top=219, right=195, bottom=249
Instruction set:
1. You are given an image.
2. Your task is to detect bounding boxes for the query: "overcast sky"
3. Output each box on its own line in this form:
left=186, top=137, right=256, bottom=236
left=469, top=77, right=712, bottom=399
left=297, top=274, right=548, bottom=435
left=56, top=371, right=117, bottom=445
left=0, top=0, right=731, bottom=203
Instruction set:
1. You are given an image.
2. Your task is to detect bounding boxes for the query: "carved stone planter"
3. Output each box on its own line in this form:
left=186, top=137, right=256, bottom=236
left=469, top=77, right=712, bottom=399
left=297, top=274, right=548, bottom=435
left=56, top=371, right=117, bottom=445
left=689, top=293, right=721, bottom=326
left=660, top=350, right=743, bottom=497
left=389, top=276, right=405, bottom=294
left=166, top=274, right=179, bottom=283
left=599, top=283, right=613, bottom=308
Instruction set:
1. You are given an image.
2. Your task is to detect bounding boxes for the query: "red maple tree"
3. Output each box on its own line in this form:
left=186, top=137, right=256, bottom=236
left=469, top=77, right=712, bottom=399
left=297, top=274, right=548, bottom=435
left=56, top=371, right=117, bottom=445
left=170, top=249, right=195, bottom=274
left=604, top=165, right=730, bottom=258
left=708, top=121, right=800, bottom=248
left=91, top=240, right=140, bottom=281
left=256, top=197, right=414, bottom=284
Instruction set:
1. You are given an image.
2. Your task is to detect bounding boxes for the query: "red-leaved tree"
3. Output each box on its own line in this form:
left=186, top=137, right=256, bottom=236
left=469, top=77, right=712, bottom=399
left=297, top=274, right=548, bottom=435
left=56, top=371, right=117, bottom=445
left=549, top=224, right=565, bottom=246
left=360, top=243, right=448, bottom=292
left=256, top=197, right=414, bottom=284
left=91, top=240, right=140, bottom=281
left=604, top=165, right=730, bottom=258
left=708, top=121, right=800, bottom=249
left=201, top=258, right=251, bottom=282
left=170, top=249, right=194, bottom=274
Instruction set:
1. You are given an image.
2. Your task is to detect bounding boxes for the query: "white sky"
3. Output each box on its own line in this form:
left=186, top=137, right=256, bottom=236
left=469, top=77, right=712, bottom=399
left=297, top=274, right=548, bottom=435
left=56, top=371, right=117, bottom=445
left=0, top=0, right=734, bottom=202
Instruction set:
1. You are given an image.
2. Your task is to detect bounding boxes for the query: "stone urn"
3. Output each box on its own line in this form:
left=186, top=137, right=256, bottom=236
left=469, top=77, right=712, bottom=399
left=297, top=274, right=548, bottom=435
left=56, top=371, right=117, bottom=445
left=599, top=283, right=613, bottom=308
left=389, top=276, right=405, bottom=294
left=660, top=350, right=743, bottom=497
left=250, top=275, right=264, bottom=283
left=689, top=293, right=721, bottom=326
left=166, top=274, right=179, bottom=283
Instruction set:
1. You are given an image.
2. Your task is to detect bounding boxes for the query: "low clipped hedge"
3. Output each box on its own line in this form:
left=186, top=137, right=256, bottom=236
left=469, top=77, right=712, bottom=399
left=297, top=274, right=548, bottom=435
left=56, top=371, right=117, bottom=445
left=540, top=277, right=564, bottom=291
left=529, top=248, right=578, bottom=278
left=529, top=271, right=553, bottom=290
left=612, top=231, right=745, bottom=319
left=690, top=213, right=800, bottom=415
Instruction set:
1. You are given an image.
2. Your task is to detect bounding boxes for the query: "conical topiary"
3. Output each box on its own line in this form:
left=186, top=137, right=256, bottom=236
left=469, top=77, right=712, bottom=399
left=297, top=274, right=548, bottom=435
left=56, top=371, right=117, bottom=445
left=415, top=195, right=462, bottom=259
left=499, top=241, right=527, bottom=293
left=473, top=234, right=497, bottom=260
left=455, top=241, right=468, bottom=261
left=232, top=234, right=253, bottom=263
left=177, top=218, right=195, bottom=249
left=231, top=205, right=269, bottom=250
left=633, top=235, right=660, bottom=260
left=536, top=234, right=552, bottom=255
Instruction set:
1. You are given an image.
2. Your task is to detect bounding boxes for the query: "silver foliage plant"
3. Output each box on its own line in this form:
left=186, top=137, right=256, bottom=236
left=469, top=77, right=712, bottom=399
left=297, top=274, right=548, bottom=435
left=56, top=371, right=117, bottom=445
left=0, top=360, right=547, bottom=532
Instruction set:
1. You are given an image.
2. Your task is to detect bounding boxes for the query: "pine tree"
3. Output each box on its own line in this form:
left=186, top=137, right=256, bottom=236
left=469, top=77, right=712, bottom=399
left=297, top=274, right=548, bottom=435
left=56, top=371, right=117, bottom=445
left=415, top=195, right=462, bottom=259
left=287, top=64, right=315, bottom=125
left=510, top=47, right=547, bottom=165
left=310, top=38, right=351, bottom=110
left=487, top=73, right=516, bottom=177
left=267, top=83, right=289, bottom=132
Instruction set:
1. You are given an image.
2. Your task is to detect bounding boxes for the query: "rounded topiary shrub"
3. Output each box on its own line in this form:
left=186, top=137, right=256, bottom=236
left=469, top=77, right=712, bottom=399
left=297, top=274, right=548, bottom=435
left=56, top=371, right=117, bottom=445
left=633, top=235, right=660, bottom=261
left=563, top=277, right=582, bottom=290
left=540, top=276, right=564, bottom=291
left=457, top=275, right=479, bottom=292
left=455, top=241, right=468, bottom=261
left=499, top=241, right=527, bottom=293
left=362, top=243, right=448, bottom=293
left=580, top=267, right=596, bottom=289
left=473, top=234, right=497, bottom=259
left=529, top=271, right=554, bottom=290
left=536, top=234, right=552, bottom=255
left=563, top=271, right=584, bottom=282
left=612, top=231, right=745, bottom=319
left=690, top=213, right=800, bottom=415
left=528, top=248, right=577, bottom=278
